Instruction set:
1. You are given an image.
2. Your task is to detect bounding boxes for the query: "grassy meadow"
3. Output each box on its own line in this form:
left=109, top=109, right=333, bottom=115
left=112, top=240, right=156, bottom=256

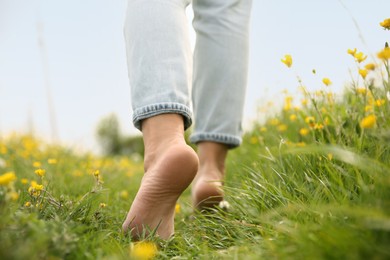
left=1, top=22, right=390, bottom=259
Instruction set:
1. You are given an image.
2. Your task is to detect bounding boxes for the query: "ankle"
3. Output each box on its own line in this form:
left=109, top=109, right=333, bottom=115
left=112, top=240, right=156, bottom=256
left=197, top=142, right=228, bottom=175
left=141, top=114, right=187, bottom=170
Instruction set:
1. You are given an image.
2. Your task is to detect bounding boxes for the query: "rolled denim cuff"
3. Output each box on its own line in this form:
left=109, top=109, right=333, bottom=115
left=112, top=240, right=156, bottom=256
left=189, top=132, right=242, bottom=149
left=132, top=102, right=192, bottom=131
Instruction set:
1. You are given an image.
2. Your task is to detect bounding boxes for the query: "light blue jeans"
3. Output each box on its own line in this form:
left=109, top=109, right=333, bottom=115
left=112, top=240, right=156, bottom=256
left=124, top=0, right=252, bottom=148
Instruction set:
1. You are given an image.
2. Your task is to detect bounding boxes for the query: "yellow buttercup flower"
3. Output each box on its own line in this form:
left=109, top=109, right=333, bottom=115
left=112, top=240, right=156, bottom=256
left=28, top=181, right=44, bottom=197
left=377, top=48, right=390, bottom=60
left=322, top=78, right=332, bottom=86
left=33, top=161, right=42, bottom=168
left=0, top=172, right=17, bottom=186
left=260, top=127, right=267, bottom=132
left=93, top=170, right=100, bottom=177
left=375, top=99, right=385, bottom=107
left=21, top=178, right=29, bottom=185
left=34, top=168, right=46, bottom=177
left=360, top=115, right=376, bottom=129
left=250, top=136, right=258, bottom=144
left=305, top=116, right=315, bottom=128
left=48, top=158, right=57, bottom=164
left=99, top=203, right=107, bottom=208
left=268, top=118, right=280, bottom=126
left=277, top=124, right=288, bottom=132
left=356, top=88, right=367, bottom=95
left=358, top=69, right=368, bottom=79
left=120, top=190, right=129, bottom=199
left=24, top=201, right=32, bottom=207
left=354, top=52, right=367, bottom=63
left=314, top=123, right=324, bottom=130
left=380, top=18, right=390, bottom=30
left=0, top=145, right=7, bottom=154
left=281, top=54, right=293, bottom=68
left=175, top=203, right=181, bottom=214
left=8, top=191, right=19, bottom=201
left=347, top=48, right=357, bottom=56
left=324, top=117, right=330, bottom=125
left=364, top=63, right=376, bottom=71
left=131, top=242, right=158, bottom=260
left=365, top=105, right=373, bottom=112
left=299, top=128, right=309, bottom=136
left=289, top=114, right=297, bottom=122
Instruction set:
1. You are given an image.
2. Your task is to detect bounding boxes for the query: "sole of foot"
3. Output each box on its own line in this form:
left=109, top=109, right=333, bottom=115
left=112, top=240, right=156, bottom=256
left=122, top=143, right=198, bottom=240
left=192, top=171, right=224, bottom=211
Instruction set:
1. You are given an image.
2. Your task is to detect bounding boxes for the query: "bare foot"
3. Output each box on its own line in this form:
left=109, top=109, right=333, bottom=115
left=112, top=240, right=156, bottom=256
left=192, top=168, right=224, bottom=210
left=191, top=142, right=227, bottom=211
left=122, top=115, right=198, bottom=239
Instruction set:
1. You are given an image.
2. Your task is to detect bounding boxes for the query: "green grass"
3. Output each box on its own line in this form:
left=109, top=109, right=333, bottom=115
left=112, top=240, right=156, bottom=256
left=1, top=48, right=390, bottom=259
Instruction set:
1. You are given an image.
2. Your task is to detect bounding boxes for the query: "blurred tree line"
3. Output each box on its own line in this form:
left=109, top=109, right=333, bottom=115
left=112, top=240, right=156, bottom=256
left=96, top=114, right=144, bottom=157
left=96, top=114, right=196, bottom=157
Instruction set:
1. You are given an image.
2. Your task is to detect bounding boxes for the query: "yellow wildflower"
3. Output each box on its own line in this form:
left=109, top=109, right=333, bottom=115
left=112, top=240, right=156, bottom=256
left=296, top=142, right=306, bottom=147
left=33, top=161, right=42, bottom=168
left=364, top=63, right=376, bottom=71
left=377, top=48, right=390, bottom=60
left=28, top=181, right=44, bottom=197
left=250, top=136, right=258, bottom=144
left=299, top=128, right=309, bottom=136
left=268, top=118, right=280, bottom=126
left=354, top=52, right=367, bottom=63
left=120, top=190, right=129, bottom=199
left=93, top=170, right=100, bottom=177
left=8, top=191, right=19, bottom=201
left=0, top=145, right=7, bottom=154
left=34, top=168, right=46, bottom=177
left=99, top=203, right=107, bottom=208
left=175, top=203, right=181, bottom=214
left=347, top=48, right=357, bottom=56
left=314, top=123, right=324, bottom=130
left=24, top=201, right=32, bottom=207
left=375, top=99, right=385, bottom=107
left=283, top=96, right=293, bottom=111
left=48, top=158, right=57, bottom=164
left=365, top=105, right=373, bottom=112
left=21, top=178, right=29, bottom=185
left=0, top=172, right=16, bottom=186
left=305, top=116, right=315, bottom=128
left=281, top=54, right=293, bottom=68
left=356, top=88, right=367, bottom=95
left=380, top=18, right=390, bottom=30
left=131, top=242, right=158, bottom=260
left=358, top=69, right=368, bottom=79
left=360, top=115, right=376, bottom=129
left=289, top=114, right=297, bottom=122
left=301, top=99, right=308, bottom=106
left=324, top=117, right=330, bottom=125
left=277, top=124, right=288, bottom=132
left=322, top=78, right=332, bottom=86
left=260, top=127, right=267, bottom=132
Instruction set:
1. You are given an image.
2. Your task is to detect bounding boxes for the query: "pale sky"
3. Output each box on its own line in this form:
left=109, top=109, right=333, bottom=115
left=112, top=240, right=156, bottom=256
left=0, top=0, right=389, bottom=151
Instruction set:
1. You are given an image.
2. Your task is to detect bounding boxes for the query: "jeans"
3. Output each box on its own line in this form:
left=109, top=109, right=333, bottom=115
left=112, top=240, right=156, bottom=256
left=124, top=0, right=252, bottom=148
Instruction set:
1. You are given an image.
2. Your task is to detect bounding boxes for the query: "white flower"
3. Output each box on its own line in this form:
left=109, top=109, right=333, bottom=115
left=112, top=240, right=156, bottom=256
left=0, top=158, right=6, bottom=168
left=218, top=200, right=231, bottom=210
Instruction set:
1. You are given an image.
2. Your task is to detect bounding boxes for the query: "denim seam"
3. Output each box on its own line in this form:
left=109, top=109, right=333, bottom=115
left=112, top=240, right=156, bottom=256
left=190, top=132, right=242, bottom=148
left=133, top=102, right=192, bottom=130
